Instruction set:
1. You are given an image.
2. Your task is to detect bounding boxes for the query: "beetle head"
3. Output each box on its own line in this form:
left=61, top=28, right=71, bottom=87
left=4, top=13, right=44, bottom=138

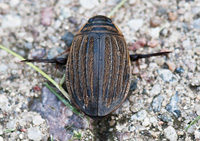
left=88, top=15, right=112, bottom=24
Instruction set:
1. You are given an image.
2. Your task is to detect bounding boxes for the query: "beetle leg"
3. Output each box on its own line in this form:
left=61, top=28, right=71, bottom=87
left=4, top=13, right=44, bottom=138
left=21, top=57, right=68, bottom=65
left=130, top=51, right=171, bottom=62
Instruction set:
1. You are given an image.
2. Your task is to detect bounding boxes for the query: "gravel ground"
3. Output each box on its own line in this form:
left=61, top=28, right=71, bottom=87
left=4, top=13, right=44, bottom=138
left=0, top=0, right=200, bottom=141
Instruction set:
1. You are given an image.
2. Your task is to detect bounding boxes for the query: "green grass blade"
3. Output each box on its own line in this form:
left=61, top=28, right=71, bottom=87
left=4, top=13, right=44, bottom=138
left=0, top=44, right=70, bottom=102
left=185, top=115, right=200, bottom=131
left=107, top=0, right=128, bottom=18
left=45, top=83, right=85, bottom=119
left=3, top=128, right=16, bottom=133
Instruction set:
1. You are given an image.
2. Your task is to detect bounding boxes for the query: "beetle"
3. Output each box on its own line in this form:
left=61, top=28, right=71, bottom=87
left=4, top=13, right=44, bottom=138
left=24, top=15, right=170, bottom=117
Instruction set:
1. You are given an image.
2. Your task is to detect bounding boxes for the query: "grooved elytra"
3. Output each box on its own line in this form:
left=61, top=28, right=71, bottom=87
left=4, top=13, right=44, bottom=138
left=66, top=15, right=131, bottom=117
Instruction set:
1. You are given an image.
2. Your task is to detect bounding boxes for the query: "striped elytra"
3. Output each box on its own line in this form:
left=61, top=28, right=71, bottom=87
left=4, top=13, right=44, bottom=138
left=66, top=15, right=131, bottom=117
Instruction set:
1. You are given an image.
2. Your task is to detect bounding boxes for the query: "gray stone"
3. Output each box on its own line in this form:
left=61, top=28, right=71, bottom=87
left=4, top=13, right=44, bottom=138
left=2, top=15, right=22, bottom=29
left=150, top=84, right=161, bottom=96
left=0, top=64, right=8, bottom=74
left=151, top=95, right=164, bottom=112
left=193, top=18, right=200, bottom=29
left=164, top=126, right=177, bottom=141
left=166, top=92, right=181, bottom=118
left=195, top=130, right=200, bottom=139
left=58, top=0, right=72, bottom=5
left=79, top=0, right=99, bottom=9
left=9, top=0, right=20, bottom=7
left=6, top=120, right=16, bottom=129
left=187, top=125, right=195, bottom=134
left=28, top=127, right=43, bottom=141
left=158, top=69, right=178, bottom=83
left=182, top=39, right=191, bottom=49
left=128, top=19, right=144, bottom=31
left=33, top=115, right=45, bottom=125
left=61, top=31, right=74, bottom=47
left=131, top=110, right=147, bottom=121
left=192, top=7, right=200, bottom=15
left=0, top=125, right=3, bottom=135
left=47, top=47, right=65, bottom=59
left=107, top=0, right=120, bottom=6
left=31, top=49, right=46, bottom=59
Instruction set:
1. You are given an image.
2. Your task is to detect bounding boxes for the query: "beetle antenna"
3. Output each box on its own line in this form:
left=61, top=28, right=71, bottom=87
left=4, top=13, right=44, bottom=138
left=21, top=58, right=67, bottom=65
left=130, top=51, right=171, bottom=61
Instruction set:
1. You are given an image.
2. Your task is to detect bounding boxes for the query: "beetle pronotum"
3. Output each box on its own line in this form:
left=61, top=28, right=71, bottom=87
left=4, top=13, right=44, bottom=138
left=24, top=15, right=170, bottom=117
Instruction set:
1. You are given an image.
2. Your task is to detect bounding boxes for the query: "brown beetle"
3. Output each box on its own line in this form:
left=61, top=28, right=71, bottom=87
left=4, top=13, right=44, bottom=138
left=24, top=15, right=170, bottom=117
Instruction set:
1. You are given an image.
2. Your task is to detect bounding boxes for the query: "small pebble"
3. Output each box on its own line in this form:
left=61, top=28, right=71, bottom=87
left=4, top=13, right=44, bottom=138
left=6, top=120, right=16, bottom=129
left=129, top=79, right=137, bottom=92
left=182, top=39, right=191, bottom=50
left=193, top=18, right=200, bottom=29
left=187, top=125, right=195, bottom=134
left=19, top=134, right=24, bottom=139
left=129, top=0, right=137, bottom=5
left=147, top=40, right=159, bottom=48
left=150, top=27, right=160, bottom=39
left=195, top=130, right=200, bottom=139
left=197, top=94, right=200, bottom=100
left=158, top=69, right=178, bottom=83
left=166, top=92, right=181, bottom=118
left=41, top=7, right=54, bottom=26
left=79, top=0, right=99, bottom=9
left=131, top=110, right=147, bottom=121
left=128, top=19, right=144, bottom=31
left=150, top=16, right=162, bottom=27
left=150, top=84, right=161, bottom=96
left=168, top=12, right=177, bottom=21
left=167, top=61, right=176, bottom=72
left=128, top=39, right=146, bottom=51
left=2, top=15, right=22, bottom=29
left=155, top=58, right=165, bottom=66
left=0, top=64, right=8, bottom=74
left=31, top=49, right=46, bottom=59
left=164, top=126, right=177, bottom=141
left=58, top=0, right=72, bottom=5
left=0, top=126, right=3, bottom=135
left=9, top=0, right=20, bottom=7
left=61, top=31, right=74, bottom=47
left=47, top=47, right=65, bottom=59
left=28, top=127, right=42, bottom=141
left=158, top=114, right=172, bottom=122
left=156, top=7, right=167, bottom=16
left=160, top=28, right=169, bottom=37
left=195, top=47, right=200, bottom=55
left=132, top=66, right=139, bottom=74
left=151, top=95, right=164, bottom=112
left=142, top=117, right=150, bottom=126
left=175, top=67, right=184, bottom=73
left=33, top=115, right=45, bottom=125
left=109, top=119, right=115, bottom=126
left=107, top=0, right=120, bottom=6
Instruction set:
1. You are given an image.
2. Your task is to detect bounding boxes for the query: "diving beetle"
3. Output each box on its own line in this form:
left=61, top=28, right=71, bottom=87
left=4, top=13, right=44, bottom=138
left=24, top=15, right=170, bottom=117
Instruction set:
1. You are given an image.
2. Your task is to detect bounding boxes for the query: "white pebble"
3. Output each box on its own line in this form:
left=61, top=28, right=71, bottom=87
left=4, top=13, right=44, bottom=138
left=164, top=126, right=177, bottom=141
left=0, top=64, right=8, bottom=74
left=150, top=84, right=162, bottom=96
left=28, top=127, right=42, bottom=141
left=127, top=19, right=144, bottom=31
left=79, top=0, right=99, bottom=9
left=33, top=115, right=44, bottom=125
